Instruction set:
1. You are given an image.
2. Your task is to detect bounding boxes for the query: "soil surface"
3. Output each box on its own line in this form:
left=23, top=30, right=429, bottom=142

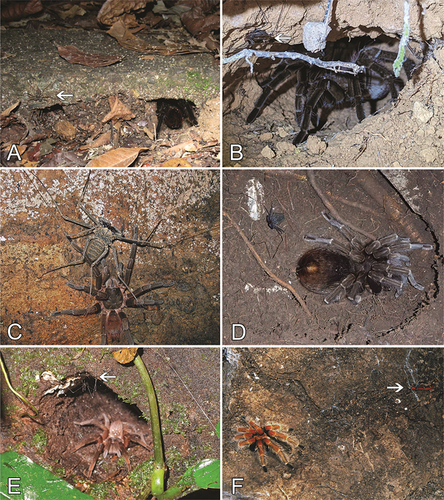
left=1, top=170, right=220, bottom=346
left=223, top=169, right=443, bottom=345
left=223, top=347, right=443, bottom=500
left=222, top=0, right=444, bottom=167
left=1, top=347, right=220, bottom=500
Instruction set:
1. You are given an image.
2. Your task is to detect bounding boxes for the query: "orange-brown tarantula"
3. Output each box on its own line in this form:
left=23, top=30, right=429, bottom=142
left=297, top=211, right=433, bottom=304
left=234, top=418, right=299, bottom=471
left=71, top=413, right=151, bottom=477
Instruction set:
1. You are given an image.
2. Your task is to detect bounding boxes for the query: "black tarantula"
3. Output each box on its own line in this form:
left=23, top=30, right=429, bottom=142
left=296, top=212, right=433, bottom=304
left=156, top=98, right=198, bottom=136
left=246, top=37, right=415, bottom=144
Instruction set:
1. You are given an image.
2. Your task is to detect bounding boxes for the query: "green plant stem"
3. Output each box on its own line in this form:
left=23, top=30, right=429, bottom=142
left=133, top=353, right=165, bottom=497
left=0, top=352, right=40, bottom=419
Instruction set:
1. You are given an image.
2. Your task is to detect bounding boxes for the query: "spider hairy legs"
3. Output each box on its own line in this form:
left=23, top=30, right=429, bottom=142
left=234, top=418, right=299, bottom=472
left=71, top=413, right=151, bottom=478
left=245, top=37, right=414, bottom=144
left=297, top=211, right=433, bottom=304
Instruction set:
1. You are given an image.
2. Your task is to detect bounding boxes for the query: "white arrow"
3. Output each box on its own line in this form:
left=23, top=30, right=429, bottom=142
left=57, top=91, right=73, bottom=101
left=275, top=33, right=292, bottom=44
left=387, top=383, right=403, bottom=392
left=100, top=372, right=116, bottom=382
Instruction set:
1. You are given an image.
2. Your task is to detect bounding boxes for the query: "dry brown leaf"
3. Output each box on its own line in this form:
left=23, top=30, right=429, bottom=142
left=56, top=44, right=123, bottom=67
left=79, top=131, right=112, bottom=150
left=87, top=147, right=148, bottom=168
left=97, top=0, right=148, bottom=26
left=161, top=158, right=193, bottom=168
left=102, top=96, right=135, bottom=124
left=113, top=347, right=139, bottom=364
left=54, top=120, right=76, bottom=141
left=107, top=19, right=205, bottom=55
left=1, top=0, right=42, bottom=22
left=107, top=20, right=154, bottom=53
left=1, top=101, right=20, bottom=118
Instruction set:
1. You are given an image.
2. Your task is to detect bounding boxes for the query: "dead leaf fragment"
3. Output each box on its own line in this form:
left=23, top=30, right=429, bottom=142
left=97, top=0, right=148, bottom=26
left=113, top=347, right=139, bottom=364
left=1, top=101, right=20, bottom=118
left=56, top=44, right=123, bottom=67
left=54, top=120, right=76, bottom=141
left=161, top=158, right=193, bottom=168
left=87, top=147, right=148, bottom=168
left=1, top=0, right=42, bottom=22
left=102, top=96, right=135, bottom=124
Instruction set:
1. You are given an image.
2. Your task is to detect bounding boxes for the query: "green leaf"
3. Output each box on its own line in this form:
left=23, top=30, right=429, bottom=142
left=0, top=452, right=93, bottom=500
left=180, top=459, right=220, bottom=489
left=216, top=419, right=221, bottom=438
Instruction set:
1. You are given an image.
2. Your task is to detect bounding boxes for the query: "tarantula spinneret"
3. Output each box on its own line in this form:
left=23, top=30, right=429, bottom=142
left=246, top=37, right=415, bottom=144
left=296, top=211, right=433, bottom=304
left=71, top=413, right=151, bottom=478
left=234, top=418, right=299, bottom=471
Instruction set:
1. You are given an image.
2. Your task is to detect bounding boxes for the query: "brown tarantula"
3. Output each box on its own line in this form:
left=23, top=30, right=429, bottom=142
left=52, top=227, right=174, bottom=345
left=246, top=37, right=415, bottom=144
left=297, top=211, right=433, bottom=304
left=71, top=413, right=151, bottom=477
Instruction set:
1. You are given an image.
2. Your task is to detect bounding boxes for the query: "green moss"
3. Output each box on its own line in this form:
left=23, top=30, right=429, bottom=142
left=31, top=427, right=47, bottom=454
left=88, top=481, right=117, bottom=500
left=162, top=402, right=190, bottom=437
left=129, top=458, right=155, bottom=492
left=186, top=71, right=213, bottom=91
left=53, top=467, right=65, bottom=477
left=165, top=445, right=197, bottom=474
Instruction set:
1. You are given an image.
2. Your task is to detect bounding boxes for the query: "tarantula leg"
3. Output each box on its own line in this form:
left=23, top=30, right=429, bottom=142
left=347, top=273, right=367, bottom=304
left=247, top=61, right=300, bottom=124
left=365, top=234, right=399, bottom=254
left=367, top=271, right=404, bottom=290
left=303, top=235, right=351, bottom=255
left=407, top=270, right=425, bottom=291
left=264, top=437, right=290, bottom=465
left=65, top=282, right=100, bottom=296
left=324, top=273, right=356, bottom=304
left=87, top=443, right=105, bottom=478
left=74, top=417, right=108, bottom=431
left=265, top=427, right=299, bottom=448
left=255, top=438, right=268, bottom=471
left=321, top=212, right=359, bottom=246
left=52, top=302, right=101, bottom=317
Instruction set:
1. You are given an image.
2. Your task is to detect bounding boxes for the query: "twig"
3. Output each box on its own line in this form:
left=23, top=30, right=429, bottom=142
left=223, top=210, right=312, bottom=318
left=223, top=48, right=366, bottom=75
left=307, top=171, right=376, bottom=240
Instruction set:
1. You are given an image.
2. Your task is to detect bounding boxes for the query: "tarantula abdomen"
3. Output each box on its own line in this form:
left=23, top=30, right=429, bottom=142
left=296, top=248, right=353, bottom=294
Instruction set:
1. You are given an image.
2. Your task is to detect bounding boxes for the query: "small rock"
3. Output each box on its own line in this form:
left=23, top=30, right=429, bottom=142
left=277, top=127, right=290, bottom=138
left=261, top=145, right=276, bottom=158
left=259, top=132, right=273, bottom=141
left=306, top=135, right=327, bottom=154
left=276, top=141, right=297, bottom=155
left=420, top=147, right=438, bottom=164
left=413, top=101, right=433, bottom=123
